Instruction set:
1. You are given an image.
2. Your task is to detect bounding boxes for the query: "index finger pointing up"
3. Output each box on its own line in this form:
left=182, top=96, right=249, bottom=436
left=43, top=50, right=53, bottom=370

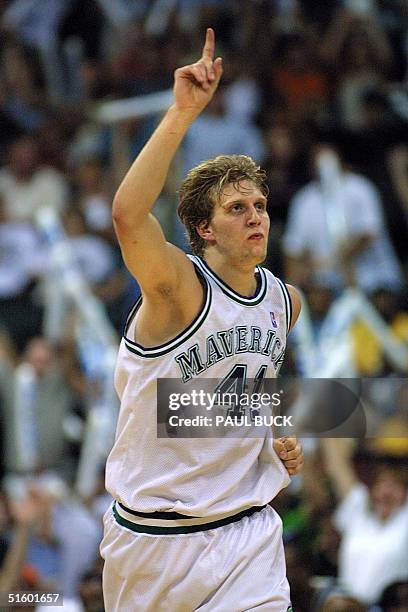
left=202, top=28, right=215, bottom=60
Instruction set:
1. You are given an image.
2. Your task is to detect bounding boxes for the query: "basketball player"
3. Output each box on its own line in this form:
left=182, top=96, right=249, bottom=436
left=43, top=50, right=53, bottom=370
left=101, top=29, right=303, bottom=611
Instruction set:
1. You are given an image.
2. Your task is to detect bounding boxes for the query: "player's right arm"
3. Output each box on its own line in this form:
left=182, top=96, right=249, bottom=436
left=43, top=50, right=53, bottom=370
left=112, top=29, right=222, bottom=338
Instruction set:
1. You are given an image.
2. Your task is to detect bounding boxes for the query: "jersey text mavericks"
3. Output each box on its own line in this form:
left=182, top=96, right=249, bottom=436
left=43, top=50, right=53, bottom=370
left=175, top=325, right=284, bottom=382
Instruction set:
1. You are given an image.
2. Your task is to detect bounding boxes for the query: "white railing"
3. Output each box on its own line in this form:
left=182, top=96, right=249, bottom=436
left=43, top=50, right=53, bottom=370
left=35, top=206, right=119, bottom=498
left=92, top=88, right=173, bottom=124
left=292, top=287, right=408, bottom=378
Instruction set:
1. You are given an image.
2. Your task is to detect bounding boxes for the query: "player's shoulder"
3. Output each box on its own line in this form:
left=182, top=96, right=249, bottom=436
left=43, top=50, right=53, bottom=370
left=280, top=283, right=301, bottom=333
left=259, top=265, right=283, bottom=287
left=260, top=268, right=301, bottom=331
left=258, top=265, right=282, bottom=291
left=260, top=267, right=296, bottom=294
left=272, top=273, right=301, bottom=330
left=285, top=284, right=301, bottom=318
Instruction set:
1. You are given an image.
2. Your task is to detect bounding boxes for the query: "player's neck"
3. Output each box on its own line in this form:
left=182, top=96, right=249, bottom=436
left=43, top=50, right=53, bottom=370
left=203, top=252, right=258, bottom=297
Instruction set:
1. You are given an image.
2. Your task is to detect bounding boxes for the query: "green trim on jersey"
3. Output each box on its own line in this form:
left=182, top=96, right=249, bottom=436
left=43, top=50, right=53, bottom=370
left=124, top=294, right=143, bottom=337
left=275, top=277, right=292, bottom=335
left=113, top=502, right=267, bottom=535
left=123, top=275, right=212, bottom=359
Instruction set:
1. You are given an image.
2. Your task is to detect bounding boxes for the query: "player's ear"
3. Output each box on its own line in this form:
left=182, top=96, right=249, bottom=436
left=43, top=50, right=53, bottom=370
left=196, top=220, right=214, bottom=242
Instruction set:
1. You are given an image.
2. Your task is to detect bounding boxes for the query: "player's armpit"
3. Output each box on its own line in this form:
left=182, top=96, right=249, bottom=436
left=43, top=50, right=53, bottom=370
left=114, top=212, right=198, bottom=297
left=115, top=212, right=204, bottom=346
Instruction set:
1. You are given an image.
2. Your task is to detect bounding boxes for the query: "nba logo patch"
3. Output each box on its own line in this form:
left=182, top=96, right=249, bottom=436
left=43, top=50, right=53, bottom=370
left=270, top=311, right=278, bottom=328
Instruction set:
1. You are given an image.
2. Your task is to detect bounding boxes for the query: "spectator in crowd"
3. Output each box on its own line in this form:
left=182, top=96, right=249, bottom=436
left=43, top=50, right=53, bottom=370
left=0, top=490, right=42, bottom=594
left=350, top=287, right=408, bottom=376
left=0, top=337, right=78, bottom=477
left=63, top=208, right=116, bottom=287
left=78, top=555, right=104, bottom=612
left=0, top=38, right=46, bottom=138
left=261, top=121, right=309, bottom=274
left=72, top=158, right=113, bottom=237
left=267, top=30, right=329, bottom=124
left=1, top=0, right=106, bottom=107
left=322, top=439, right=408, bottom=605
left=21, top=473, right=100, bottom=602
left=263, top=122, right=308, bottom=228
left=321, top=6, right=394, bottom=132
left=371, top=389, right=408, bottom=462
left=284, top=542, right=317, bottom=611
left=378, top=580, right=408, bottom=612
left=0, top=196, right=45, bottom=350
left=387, top=143, right=408, bottom=238
left=335, top=100, right=408, bottom=272
left=319, top=592, right=367, bottom=612
left=222, top=55, right=262, bottom=123
left=182, top=85, right=265, bottom=174
left=283, top=144, right=404, bottom=293
left=111, top=26, right=171, bottom=97
left=63, top=207, right=129, bottom=332
left=0, top=135, right=68, bottom=223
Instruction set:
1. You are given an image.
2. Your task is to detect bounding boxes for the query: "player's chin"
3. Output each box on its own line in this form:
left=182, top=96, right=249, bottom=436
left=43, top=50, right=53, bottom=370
left=249, top=244, right=267, bottom=263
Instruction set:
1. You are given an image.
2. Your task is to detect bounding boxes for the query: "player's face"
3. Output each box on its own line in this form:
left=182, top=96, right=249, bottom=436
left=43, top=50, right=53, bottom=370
left=205, top=180, right=270, bottom=264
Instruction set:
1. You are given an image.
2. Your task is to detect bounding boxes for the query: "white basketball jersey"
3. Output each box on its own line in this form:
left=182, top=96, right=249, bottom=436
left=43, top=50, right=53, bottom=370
left=106, top=256, right=293, bottom=516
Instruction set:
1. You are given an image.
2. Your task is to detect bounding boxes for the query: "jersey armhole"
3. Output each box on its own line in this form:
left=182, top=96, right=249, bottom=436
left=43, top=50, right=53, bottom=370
left=275, top=278, right=293, bottom=335
left=122, top=264, right=212, bottom=358
left=123, top=263, right=208, bottom=339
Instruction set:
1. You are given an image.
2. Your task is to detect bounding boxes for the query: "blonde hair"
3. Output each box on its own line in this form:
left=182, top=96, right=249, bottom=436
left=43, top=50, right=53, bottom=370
left=178, top=155, right=268, bottom=256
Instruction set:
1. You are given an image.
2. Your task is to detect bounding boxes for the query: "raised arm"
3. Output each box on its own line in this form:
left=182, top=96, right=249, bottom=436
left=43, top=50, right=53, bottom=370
left=112, top=29, right=222, bottom=299
left=321, top=438, right=358, bottom=500
left=0, top=495, right=40, bottom=593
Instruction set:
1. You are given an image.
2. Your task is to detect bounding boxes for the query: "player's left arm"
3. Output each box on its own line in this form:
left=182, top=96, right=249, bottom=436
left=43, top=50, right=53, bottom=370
left=286, top=284, right=301, bottom=333
left=274, top=437, right=304, bottom=476
left=274, top=285, right=303, bottom=475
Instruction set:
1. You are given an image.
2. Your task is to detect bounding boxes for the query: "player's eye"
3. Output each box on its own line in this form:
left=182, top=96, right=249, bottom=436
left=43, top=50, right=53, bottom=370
left=231, top=204, right=243, bottom=212
left=255, top=202, right=266, bottom=211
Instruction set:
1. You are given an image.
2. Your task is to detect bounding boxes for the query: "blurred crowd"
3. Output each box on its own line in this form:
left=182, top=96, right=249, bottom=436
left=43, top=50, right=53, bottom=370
left=0, top=0, right=407, bottom=610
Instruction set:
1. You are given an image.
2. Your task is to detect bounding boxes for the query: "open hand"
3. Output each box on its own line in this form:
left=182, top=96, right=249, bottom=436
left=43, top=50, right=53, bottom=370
left=173, top=28, right=223, bottom=117
left=274, top=437, right=304, bottom=476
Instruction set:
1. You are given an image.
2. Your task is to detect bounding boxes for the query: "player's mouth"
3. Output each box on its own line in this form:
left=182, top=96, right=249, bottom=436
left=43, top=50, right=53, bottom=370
left=248, top=233, right=264, bottom=241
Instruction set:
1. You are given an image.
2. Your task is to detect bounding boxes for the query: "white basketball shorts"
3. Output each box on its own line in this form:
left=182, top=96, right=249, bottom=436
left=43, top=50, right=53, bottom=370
left=100, top=503, right=292, bottom=611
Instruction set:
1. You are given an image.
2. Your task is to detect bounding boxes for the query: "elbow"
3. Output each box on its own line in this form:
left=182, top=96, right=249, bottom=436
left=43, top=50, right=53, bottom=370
left=112, top=194, right=142, bottom=236
left=112, top=195, right=131, bottom=236
left=112, top=193, right=124, bottom=224
left=112, top=193, right=133, bottom=231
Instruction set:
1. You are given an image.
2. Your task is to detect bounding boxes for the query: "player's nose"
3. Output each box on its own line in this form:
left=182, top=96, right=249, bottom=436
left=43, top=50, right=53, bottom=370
left=247, top=206, right=262, bottom=225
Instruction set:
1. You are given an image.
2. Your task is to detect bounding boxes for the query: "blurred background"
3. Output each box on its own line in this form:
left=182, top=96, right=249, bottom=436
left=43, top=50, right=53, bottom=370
left=0, top=0, right=407, bottom=610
